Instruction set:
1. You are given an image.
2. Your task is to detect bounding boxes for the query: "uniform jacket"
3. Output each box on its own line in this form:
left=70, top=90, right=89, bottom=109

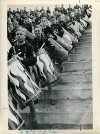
left=8, top=40, right=37, bottom=71
left=31, top=36, right=52, bottom=53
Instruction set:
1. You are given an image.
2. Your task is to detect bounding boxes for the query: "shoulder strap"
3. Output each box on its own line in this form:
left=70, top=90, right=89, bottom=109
left=13, top=45, right=16, bottom=55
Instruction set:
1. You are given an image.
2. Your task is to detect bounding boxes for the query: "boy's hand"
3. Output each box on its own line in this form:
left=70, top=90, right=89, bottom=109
left=17, top=56, right=24, bottom=61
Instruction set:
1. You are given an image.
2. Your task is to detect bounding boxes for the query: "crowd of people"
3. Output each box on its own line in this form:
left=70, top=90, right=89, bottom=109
left=7, top=4, right=92, bottom=45
left=7, top=4, right=92, bottom=130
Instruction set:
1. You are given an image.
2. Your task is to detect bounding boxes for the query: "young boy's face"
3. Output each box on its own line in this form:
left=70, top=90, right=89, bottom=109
left=51, top=18, right=56, bottom=24
left=41, top=18, right=47, bottom=26
left=14, top=21, right=19, bottom=28
left=34, top=27, right=42, bottom=38
left=16, top=30, right=26, bottom=42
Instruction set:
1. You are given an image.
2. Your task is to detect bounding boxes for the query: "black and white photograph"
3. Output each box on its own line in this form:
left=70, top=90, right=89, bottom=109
left=7, top=3, right=93, bottom=130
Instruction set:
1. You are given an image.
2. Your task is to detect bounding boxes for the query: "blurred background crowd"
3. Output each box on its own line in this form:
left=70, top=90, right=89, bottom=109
left=7, top=4, right=92, bottom=45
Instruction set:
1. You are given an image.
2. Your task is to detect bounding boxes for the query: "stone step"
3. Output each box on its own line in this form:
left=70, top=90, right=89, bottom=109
left=57, top=72, right=92, bottom=83
left=36, top=99, right=92, bottom=124
left=68, top=53, right=92, bottom=62
left=60, top=69, right=92, bottom=75
left=79, top=40, right=92, bottom=44
left=84, top=29, right=92, bottom=33
left=52, top=80, right=92, bottom=89
left=52, top=69, right=92, bottom=84
left=41, top=71, right=92, bottom=99
left=19, top=99, right=92, bottom=125
left=83, top=33, right=91, bottom=36
left=76, top=41, right=91, bottom=47
left=82, top=33, right=91, bottom=37
left=36, top=124, right=93, bottom=129
left=80, top=33, right=91, bottom=38
left=83, top=28, right=91, bottom=32
left=81, top=34, right=91, bottom=38
left=42, top=88, right=92, bottom=100
left=70, top=46, right=91, bottom=54
left=79, top=37, right=92, bottom=41
left=62, top=61, right=92, bottom=72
